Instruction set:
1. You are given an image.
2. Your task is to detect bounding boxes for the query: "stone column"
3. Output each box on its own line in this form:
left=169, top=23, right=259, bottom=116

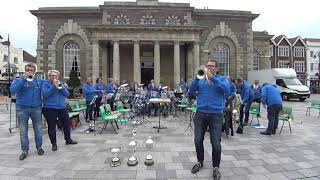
left=92, top=40, right=100, bottom=83
left=174, top=41, right=180, bottom=88
left=187, top=45, right=193, bottom=82
left=101, top=43, right=108, bottom=81
left=193, top=41, right=200, bottom=70
left=154, top=41, right=160, bottom=85
left=133, top=41, right=141, bottom=83
left=113, top=40, right=120, bottom=81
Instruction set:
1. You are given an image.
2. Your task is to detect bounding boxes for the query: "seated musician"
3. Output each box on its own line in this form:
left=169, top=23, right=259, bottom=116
left=147, top=89, right=159, bottom=117
left=160, top=87, right=170, bottom=117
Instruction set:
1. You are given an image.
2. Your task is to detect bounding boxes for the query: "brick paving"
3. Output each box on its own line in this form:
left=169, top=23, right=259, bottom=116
left=1, top=95, right=320, bottom=180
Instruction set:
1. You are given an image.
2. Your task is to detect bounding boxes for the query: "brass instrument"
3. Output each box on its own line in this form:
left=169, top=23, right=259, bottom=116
left=196, top=66, right=208, bottom=80
left=25, top=72, right=34, bottom=82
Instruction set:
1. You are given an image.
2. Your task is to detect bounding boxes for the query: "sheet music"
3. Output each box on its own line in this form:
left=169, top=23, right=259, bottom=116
left=236, top=94, right=243, bottom=105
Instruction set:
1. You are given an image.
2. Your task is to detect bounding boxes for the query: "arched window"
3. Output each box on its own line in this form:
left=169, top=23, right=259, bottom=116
left=253, top=50, right=260, bottom=71
left=211, top=42, right=229, bottom=76
left=63, top=41, right=80, bottom=78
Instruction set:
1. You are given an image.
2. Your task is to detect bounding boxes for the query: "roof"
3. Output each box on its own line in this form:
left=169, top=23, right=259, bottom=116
left=304, top=38, right=320, bottom=43
left=3, top=63, right=18, bottom=69
left=273, top=35, right=292, bottom=46
left=23, top=51, right=36, bottom=63
left=289, top=36, right=307, bottom=47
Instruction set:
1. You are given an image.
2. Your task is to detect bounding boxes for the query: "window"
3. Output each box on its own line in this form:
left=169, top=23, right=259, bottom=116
left=278, top=61, right=290, bottom=68
left=294, top=47, right=305, bottom=57
left=63, top=41, right=80, bottom=78
left=3, top=55, right=8, bottom=62
left=311, top=63, right=314, bottom=71
left=253, top=50, right=260, bottom=70
left=14, top=57, right=18, bottom=64
left=269, top=45, right=273, bottom=56
left=276, top=79, right=286, bottom=87
left=310, top=51, right=314, bottom=57
left=294, top=61, right=305, bottom=73
left=211, top=42, right=229, bottom=76
left=278, top=46, right=289, bottom=57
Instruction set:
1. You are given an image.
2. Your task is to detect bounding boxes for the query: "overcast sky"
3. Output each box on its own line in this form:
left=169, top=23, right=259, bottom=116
left=0, top=0, right=319, bottom=56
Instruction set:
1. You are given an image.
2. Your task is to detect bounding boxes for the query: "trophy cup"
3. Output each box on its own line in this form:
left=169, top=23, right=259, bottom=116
left=144, top=136, right=154, bottom=166
left=110, top=147, right=121, bottom=167
left=127, top=138, right=138, bottom=166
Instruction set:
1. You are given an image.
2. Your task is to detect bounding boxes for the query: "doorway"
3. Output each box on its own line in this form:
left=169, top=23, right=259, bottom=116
left=141, top=68, right=154, bottom=86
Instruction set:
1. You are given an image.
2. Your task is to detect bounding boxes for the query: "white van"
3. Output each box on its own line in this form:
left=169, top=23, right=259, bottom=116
left=248, top=68, right=310, bottom=101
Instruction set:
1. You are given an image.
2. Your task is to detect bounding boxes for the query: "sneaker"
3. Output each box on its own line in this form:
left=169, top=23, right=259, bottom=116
left=213, top=167, right=221, bottom=180
left=19, top=151, right=28, bottom=160
left=66, top=139, right=78, bottom=145
left=52, top=144, right=58, bottom=151
left=191, top=162, right=203, bottom=173
left=37, top=147, right=44, bottom=155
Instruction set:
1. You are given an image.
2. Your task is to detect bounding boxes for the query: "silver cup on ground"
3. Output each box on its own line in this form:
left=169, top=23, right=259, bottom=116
left=144, top=136, right=154, bottom=166
left=110, top=147, right=121, bottom=167
left=127, top=138, right=138, bottom=166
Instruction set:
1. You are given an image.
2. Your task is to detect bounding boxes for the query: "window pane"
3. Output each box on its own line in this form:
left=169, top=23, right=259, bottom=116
left=210, top=42, right=229, bottom=76
left=63, top=41, right=80, bottom=78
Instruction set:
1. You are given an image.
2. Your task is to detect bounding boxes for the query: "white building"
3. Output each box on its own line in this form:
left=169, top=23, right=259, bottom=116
left=305, top=38, right=320, bottom=87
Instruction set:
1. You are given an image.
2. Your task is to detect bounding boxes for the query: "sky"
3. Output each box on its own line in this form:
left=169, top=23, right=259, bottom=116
left=0, top=0, right=319, bottom=56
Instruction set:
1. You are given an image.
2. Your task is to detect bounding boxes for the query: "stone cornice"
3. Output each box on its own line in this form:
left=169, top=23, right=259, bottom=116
left=194, top=9, right=259, bottom=20
left=30, top=7, right=100, bottom=16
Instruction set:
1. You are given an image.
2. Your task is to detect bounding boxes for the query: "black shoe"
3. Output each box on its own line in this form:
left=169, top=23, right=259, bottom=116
left=213, top=167, right=221, bottom=180
left=191, top=162, right=203, bottom=173
left=236, top=126, right=243, bottom=134
left=37, top=147, right=44, bottom=155
left=272, top=131, right=276, bottom=135
left=260, top=131, right=271, bottom=135
left=85, top=119, right=90, bottom=123
left=19, top=151, right=28, bottom=160
left=242, top=122, right=248, bottom=126
left=66, top=139, right=78, bottom=145
left=257, top=114, right=261, bottom=118
left=52, top=144, right=58, bottom=151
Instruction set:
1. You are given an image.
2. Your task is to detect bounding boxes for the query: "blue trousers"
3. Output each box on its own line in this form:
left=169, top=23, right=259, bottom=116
left=239, top=100, right=252, bottom=124
left=16, top=107, right=42, bottom=151
left=266, top=104, right=282, bottom=133
left=193, top=111, right=223, bottom=167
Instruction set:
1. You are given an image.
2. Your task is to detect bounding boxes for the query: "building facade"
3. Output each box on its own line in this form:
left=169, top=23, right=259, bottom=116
left=305, top=38, right=320, bottom=88
left=0, top=42, right=24, bottom=81
left=270, top=35, right=307, bottom=84
left=31, top=0, right=270, bottom=87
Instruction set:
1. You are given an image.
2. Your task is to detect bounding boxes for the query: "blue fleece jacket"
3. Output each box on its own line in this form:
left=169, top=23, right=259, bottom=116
left=10, top=77, right=43, bottom=108
left=226, top=82, right=236, bottom=98
left=238, top=81, right=254, bottom=104
left=83, top=83, right=96, bottom=102
left=251, top=85, right=262, bottom=100
left=261, top=84, right=282, bottom=106
left=106, top=83, right=114, bottom=93
left=189, top=75, right=230, bottom=113
left=95, top=83, right=104, bottom=97
left=42, top=80, right=69, bottom=109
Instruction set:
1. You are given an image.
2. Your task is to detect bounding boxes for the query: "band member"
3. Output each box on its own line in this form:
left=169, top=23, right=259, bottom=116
left=224, top=76, right=236, bottom=136
left=235, top=77, right=253, bottom=129
left=147, top=89, right=159, bottom=117
left=260, top=83, right=282, bottom=135
left=147, top=79, right=155, bottom=91
left=10, top=63, right=44, bottom=160
left=83, top=76, right=97, bottom=122
left=94, top=78, right=104, bottom=117
left=106, top=78, right=115, bottom=110
left=189, top=59, right=229, bottom=180
left=42, top=70, right=78, bottom=151
left=251, top=80, right=262, bottom=103
left=179, top=78, right=189, bottom=96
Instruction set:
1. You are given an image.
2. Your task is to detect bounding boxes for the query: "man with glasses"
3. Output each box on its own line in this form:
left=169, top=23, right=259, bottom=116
left=189, top=59, right=229, bottom=180
left=10, top=63, right=44, bottom=160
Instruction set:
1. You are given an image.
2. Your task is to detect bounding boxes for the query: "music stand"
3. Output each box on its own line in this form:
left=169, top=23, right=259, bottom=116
left=84, top=96, right=98, bottom=134
left=150, top=98, right=171, bottom=132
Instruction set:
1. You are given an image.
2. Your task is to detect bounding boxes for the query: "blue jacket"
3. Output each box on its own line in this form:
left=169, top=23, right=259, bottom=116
left=189, top=75, right=230, bottom=113
left=147, top=83, right=155, bottom=90
left=83, top=83, right=96, bottom=102
left=106, top=83, right=114, bottom=93
left=226, top=82, right=236, bottom=98
left=95, top=83, right=104, bottom=97
left=251, top=85, right=262, bottom=100
left=10, top=77, right=43, bottom=108
left=42, top=80, right=69, bottom=109
left=261, top=84, right=282, bottom=106
left=238, top=81, right=254, bottom=104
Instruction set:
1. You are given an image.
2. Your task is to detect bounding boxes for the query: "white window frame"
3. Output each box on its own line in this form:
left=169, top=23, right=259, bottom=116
left=14, top=57, right=18, bottom=64
left=278, top=46, right=289, bottom=57
left=211, top=42, right=230, bottom=76
left=3, top=55, right=8, bottom=62
left=269, top=45, right=273, bottom=56
left=294, top=61, right=305, bottom=73
left=253, top=51, right=260, bottom=70
left=294, top=47, right=305, bottom=57
left=278, top=61, right=290, bottom=68
left=63, top=41, right=80, bottom=78
left=310, top=51, right=314, bottom=57
left=311, top=63, right=314, bottom=71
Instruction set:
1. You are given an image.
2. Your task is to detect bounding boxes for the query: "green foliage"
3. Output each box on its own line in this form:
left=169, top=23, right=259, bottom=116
left=67, top=70, right=81, bottom=89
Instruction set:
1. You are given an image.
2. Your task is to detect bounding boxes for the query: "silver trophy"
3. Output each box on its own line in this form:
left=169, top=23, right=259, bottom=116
left=127, top=128, right=138, bottom=166
left=144, top=136, right=154, bottom=166
left=110, top=147, right=121, bottom=167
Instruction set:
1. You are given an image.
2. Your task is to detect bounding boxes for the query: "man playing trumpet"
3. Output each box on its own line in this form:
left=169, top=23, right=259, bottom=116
left=189, top=59, right=229, bottom=180
left=42, top=70, right=78, bottom=152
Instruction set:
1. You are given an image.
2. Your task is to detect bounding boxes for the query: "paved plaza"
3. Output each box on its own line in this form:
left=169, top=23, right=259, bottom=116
left=1, top=95, right=320, bottom=180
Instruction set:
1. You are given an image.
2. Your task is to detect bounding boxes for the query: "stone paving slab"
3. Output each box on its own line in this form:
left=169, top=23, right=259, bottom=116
left=1, top=95, right=320, bottom=179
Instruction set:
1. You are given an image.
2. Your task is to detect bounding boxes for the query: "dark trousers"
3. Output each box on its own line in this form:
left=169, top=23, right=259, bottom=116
left=86, top=101, right=94, bottom=120
left=94, top=97, right=102, bottom=117
left=239, top=100, right=252, bottom=124
left=193, top=111, right=223, bottom=167
left=42, top=108, right=71, bottom=144
left=148, top=103, right=159, bottom=116
left=266, top=104, right=282, bottom=133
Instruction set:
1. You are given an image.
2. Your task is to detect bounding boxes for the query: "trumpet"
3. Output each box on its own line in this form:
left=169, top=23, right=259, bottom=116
left=196, top=66, right=208, bottom=80
left=24, top=72, right=34, bottom=82
left=54, top=80, right=65, bottom=89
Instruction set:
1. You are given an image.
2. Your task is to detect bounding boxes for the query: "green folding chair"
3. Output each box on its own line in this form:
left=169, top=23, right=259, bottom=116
left=306, top=99, right=320, bottom=118
left=99, top=106, right=118, bottom=134
left=116, top=101, right=131, bottom=123
left=279, top=105, right=293, bottom=134
left=249, top=102, right=260, bottom=125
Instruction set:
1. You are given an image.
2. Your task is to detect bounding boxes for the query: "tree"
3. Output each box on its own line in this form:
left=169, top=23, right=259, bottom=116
left=67, top=70, right=81, bottom=98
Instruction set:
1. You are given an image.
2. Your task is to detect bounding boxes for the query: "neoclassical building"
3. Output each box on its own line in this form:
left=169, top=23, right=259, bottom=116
left=31, top=0, right=271, bottom=87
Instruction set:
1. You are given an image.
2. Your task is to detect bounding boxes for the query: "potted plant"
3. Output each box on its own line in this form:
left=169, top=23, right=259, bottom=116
left=66, top=70, right=81, bottom=98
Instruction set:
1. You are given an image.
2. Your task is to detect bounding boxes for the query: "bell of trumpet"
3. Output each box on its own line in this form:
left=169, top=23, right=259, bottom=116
left=24, top=72, right=34, bottom=82
left=196, top=66, right=207, bottom=80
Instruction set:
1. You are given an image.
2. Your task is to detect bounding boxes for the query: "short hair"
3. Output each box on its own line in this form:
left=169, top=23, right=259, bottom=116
left=236, top=77, right=243, bottom=83
left=96, top=77, right=102, bottom=83
left=208, top=59, right=218, bottom=67
left=48, top=70, right=60, bottom=76
left=25, top=63, right=36, bottom=71
left=108, top=78, right=113, bottom=83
